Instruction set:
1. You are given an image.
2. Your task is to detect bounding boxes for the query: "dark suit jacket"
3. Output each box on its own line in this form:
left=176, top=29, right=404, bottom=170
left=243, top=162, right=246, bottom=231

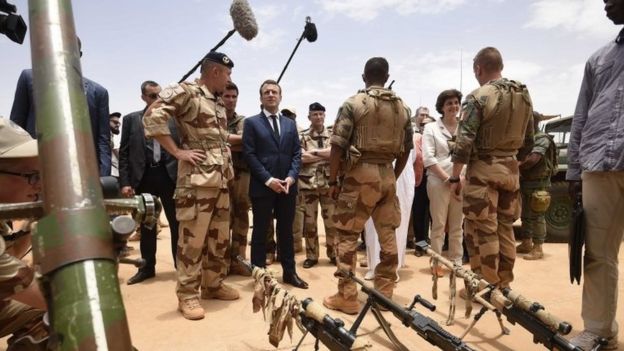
left=243, top=112, right=301, bottom=198
left=118, top=109, right=179, bottom=189
left=9, top=69, right=112, bottom=176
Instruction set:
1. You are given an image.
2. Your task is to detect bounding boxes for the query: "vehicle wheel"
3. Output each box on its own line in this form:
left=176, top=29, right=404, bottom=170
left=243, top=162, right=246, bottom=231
left=545, top=181, right=572, bottom=243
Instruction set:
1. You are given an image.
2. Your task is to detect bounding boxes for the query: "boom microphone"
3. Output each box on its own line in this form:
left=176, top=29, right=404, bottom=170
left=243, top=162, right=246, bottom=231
left=230, top=0, right=258, bottom=41
left=276, top=16, right=318, bottom=83
left=303, top=18, right=317, bottom=42
left=179, top=0, right=259, bottom=82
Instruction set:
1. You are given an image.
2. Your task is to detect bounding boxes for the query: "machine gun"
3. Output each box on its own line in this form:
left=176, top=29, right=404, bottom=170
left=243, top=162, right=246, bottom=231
left=236, top=257, right=369, bottom=351
left=343, top=270, right=475, bottom=351
left=415, top=240, right=588, bottom=351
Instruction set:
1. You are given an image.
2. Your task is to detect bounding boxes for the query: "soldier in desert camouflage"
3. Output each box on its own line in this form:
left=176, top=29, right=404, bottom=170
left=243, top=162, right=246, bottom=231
left=222, top=82, right=252, bottom=277
left=448, top=47, right=534, bottom=289
left=299, top=102, right=336, bottom=269
left=143, top=52, right=239, bottom=320
left=323, top=57, right=412, bottom=315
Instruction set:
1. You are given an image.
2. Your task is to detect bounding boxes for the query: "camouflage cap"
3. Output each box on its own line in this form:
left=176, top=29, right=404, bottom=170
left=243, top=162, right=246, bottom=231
left=0, top=118, right=38, bottom=158
left=203, top=51, right=234, bottom=68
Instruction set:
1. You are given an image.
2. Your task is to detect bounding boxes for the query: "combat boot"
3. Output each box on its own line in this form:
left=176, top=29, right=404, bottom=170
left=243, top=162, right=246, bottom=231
left=516, top=239, right=533, bottom=254
left=323, top=293, right=361, bottom=315
left=201, top=283, right=240, bottom=300
left=229, top=262, right=252, bottom=277
left=178, top=297, right=205, bottom=320
left=524, top=243, right=544, bottom=260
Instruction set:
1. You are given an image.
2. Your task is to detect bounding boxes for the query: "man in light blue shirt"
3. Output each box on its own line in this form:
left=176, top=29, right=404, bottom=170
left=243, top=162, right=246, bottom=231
left=567, top=1, right=624, bottom=349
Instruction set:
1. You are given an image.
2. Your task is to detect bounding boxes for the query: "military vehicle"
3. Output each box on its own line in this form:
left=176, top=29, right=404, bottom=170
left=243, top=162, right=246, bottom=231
left=542, top=115, right=573, bottom=243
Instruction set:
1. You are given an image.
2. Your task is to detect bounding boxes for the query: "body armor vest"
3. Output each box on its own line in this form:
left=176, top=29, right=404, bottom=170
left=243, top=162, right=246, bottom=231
left=351, top=88, right=409, bottom=162
left=474, top=79, right=532, bottom=157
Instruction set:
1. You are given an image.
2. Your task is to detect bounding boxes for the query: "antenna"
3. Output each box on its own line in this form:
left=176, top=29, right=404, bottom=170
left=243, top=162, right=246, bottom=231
left=459, top=48, right=463, bottom=93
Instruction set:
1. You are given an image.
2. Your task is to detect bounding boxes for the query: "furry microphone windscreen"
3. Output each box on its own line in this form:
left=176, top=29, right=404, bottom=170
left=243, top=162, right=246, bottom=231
left=230, top=0, right=258, bottom=40
left=303, top=21, right=317, bottom=42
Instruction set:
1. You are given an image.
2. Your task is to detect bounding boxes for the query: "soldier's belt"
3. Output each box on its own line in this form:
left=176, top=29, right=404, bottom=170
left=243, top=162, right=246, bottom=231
left=357, top=161, right=393, bottom=168
left=475, top=154, right=516, bottom=161
left=184, top=140, right=225, bottom=150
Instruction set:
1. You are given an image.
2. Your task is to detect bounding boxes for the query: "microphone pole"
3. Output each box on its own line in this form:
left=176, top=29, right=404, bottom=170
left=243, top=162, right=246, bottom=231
left=277, top=16, right=317, bottom=84
left=179, top=29, right=236, bottom=83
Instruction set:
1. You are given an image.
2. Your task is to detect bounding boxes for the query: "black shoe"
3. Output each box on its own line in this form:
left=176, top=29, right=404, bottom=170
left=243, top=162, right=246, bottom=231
left=303, top=259, right=318, bottom=269
left=127, top=270, right=155, bottom=285
left=329, top=257, right=337, bottom=265
left=283, top=273, right=309, bottom=289
left=406, top=241, right=415, bottom=250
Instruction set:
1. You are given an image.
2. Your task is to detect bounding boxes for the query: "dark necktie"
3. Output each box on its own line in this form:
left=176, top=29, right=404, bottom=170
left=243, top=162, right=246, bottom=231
left=270, top=115, right=280, bottom=140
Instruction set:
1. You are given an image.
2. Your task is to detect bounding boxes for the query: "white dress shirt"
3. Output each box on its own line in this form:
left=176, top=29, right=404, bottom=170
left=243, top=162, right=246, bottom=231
left=263, top=109, right=281, bottom=136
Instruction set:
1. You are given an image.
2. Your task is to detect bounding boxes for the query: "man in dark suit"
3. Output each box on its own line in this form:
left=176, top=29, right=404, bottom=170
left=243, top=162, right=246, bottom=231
left=9, top=38, right=111, bottom=176
left=243, top=79, right=308, bottom=289
left=119, top=80, right=179, bottom=285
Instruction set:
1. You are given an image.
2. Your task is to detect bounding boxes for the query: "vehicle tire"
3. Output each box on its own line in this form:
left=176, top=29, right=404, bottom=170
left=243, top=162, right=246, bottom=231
left=545, top=181, right=572, bottom=243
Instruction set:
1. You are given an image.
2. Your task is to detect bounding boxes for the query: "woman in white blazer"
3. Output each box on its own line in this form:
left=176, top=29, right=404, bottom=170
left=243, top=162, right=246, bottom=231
left=422, top=89, right=464, bottom=275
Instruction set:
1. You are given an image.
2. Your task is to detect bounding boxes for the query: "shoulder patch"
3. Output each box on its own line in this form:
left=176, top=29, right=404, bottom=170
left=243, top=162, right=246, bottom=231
left=159, top=83, right=186, bottom=102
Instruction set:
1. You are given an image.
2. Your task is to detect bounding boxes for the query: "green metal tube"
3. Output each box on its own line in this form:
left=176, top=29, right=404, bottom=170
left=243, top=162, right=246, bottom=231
left=28, top=0, right=132, bottom=350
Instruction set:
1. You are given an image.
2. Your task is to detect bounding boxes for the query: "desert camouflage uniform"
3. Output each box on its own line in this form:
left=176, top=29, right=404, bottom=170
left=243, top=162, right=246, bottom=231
left=331, top=86, right=412, bottom=299
left=144, top=81, right=233, bottom=301
left=299, top=126, right=336, bottom=261
left=520, top=131, right=557, bottom=245
left=226, top=113, right=250, bottom=263
left=0, top=222, right=46, bottom=343
left=452, top=78, right=534, bottom=288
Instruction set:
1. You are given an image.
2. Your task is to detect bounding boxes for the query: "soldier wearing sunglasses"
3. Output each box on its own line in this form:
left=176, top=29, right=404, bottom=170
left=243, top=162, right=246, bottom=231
left=0, top=118, right=48, bottom=348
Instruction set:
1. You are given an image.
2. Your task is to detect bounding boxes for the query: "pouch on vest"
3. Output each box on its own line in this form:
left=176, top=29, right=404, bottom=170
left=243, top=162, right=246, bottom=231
left=530, top=190, right=551, bottom=213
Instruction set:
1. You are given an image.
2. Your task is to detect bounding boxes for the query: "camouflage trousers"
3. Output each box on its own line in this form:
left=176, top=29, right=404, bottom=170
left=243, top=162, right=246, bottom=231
left=520, top=180, right=550, bottom=244
left=463, top=157, right=520, bottom=289
left=301, top=188, right=336, bottom=261
left=227, top=170, right=250, bottom=263
left=266, top=197, right=304, bottom=254
left=334, top=163, right=400, bottom=300
left=175, top=187, right=230, bottom=300
left=0, top=299, right=45, bottom=340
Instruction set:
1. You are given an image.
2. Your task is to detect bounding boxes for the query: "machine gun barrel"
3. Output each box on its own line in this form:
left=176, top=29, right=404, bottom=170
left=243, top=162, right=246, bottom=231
left=345, top=271, right=474, bottom=351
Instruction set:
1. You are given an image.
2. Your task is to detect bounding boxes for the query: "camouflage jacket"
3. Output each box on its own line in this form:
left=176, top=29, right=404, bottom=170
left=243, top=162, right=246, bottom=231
left=521, top=131, right=557, bottom=181
left=452, top=78, right=534, bottom=164
left=227, top=112, right=248, bottom=172
left=0, top=221, right=34, bottom=299
left=299, top=126, right=331, bottom=190
left=143, top=80, right=233, bottom=189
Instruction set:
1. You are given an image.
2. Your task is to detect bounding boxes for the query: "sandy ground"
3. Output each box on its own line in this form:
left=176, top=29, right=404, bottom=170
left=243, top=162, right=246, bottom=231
left=4, top=214, right=624, bottom=351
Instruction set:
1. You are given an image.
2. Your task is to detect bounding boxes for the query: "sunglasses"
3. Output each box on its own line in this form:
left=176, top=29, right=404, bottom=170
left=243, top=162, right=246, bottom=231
left=147, top=93, right=159, bottom=99
left=0, top=170, right=40, bottom=185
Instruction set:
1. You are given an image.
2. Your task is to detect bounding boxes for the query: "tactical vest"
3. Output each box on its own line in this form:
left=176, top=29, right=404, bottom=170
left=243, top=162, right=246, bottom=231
left=351, top=87, right=409, bottom=162
left=521, top=131, right=558, bottom=181
left=473, top=79, right=532, bottom=157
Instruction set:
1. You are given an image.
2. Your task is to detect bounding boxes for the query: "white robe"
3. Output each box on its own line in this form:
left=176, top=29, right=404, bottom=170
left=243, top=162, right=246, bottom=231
left=364, top=149, right=416, bottom=280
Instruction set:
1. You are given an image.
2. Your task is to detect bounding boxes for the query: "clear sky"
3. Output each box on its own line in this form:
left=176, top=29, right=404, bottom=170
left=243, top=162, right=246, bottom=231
left=0, top=0, right=618, bottom=130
